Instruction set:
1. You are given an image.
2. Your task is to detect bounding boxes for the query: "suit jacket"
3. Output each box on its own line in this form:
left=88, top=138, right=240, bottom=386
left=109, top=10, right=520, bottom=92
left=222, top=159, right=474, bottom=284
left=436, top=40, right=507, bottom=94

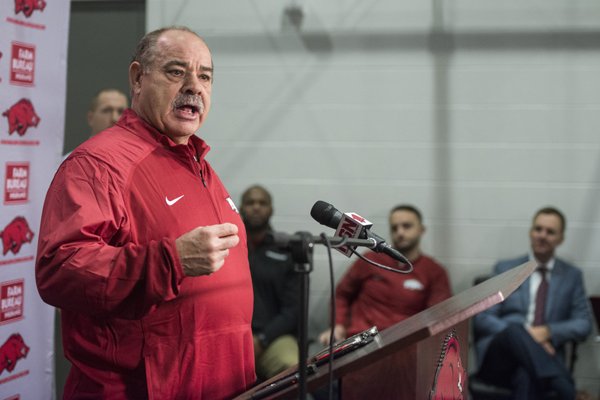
left=473, top=254, right=592, bottom=367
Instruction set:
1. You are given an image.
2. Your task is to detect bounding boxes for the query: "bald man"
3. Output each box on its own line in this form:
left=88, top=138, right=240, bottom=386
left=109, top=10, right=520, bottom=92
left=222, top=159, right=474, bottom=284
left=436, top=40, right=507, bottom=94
left=86, top=88, right=128, bottom=137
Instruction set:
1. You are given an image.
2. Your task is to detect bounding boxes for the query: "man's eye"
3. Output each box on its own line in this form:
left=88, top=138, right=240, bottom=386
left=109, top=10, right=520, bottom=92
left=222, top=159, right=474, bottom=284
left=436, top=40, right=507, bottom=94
left=169, top=69, right=184, bottom=77
left=200, top=73, right=212, bottom=81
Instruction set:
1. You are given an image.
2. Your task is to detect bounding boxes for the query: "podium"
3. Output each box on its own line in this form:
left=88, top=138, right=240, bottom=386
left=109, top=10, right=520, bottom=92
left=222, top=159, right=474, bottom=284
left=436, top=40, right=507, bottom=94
left=236, top=261, right=536, bottom=399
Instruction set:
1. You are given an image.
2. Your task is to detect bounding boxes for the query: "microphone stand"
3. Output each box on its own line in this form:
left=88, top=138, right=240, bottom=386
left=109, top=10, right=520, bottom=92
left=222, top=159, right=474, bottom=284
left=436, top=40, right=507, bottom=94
left=272, top=232, right=376, bottom=400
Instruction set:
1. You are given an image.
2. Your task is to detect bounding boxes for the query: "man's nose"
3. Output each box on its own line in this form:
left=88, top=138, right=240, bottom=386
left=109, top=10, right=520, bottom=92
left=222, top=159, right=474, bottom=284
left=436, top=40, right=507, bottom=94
left=110, top=110, right=121, bottom=122
left=183, top=73, right=203, bottom=95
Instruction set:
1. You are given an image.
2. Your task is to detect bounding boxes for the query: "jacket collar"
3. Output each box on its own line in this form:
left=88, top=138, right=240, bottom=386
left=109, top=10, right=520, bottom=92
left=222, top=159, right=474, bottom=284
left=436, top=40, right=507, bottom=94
left=116, top=109, right=211, bottom=161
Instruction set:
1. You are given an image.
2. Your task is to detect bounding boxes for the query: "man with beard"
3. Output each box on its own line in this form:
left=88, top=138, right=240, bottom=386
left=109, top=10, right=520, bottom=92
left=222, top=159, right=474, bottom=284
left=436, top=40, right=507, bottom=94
left=240, top=185, right=300, bottom=381
left=318, top=204, right=451, bottom=343
left=473, top=207, right=591, bottom=400
left=36, top=27, right=255, bottom=399
left=316, top=204, right=451, bottom=399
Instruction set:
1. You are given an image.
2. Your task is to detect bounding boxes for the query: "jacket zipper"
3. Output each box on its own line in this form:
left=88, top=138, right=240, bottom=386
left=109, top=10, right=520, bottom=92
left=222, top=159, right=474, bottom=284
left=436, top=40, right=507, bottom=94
left=192, top=152, right=221, bottom=222
left=193, top=155, right=207, bottom=187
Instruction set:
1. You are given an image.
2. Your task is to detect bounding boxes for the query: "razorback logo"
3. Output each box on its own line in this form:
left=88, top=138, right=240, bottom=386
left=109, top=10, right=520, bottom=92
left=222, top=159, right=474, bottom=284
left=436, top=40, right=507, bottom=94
left=0, top=334, right=29, bottom=375
left=2, top=99, right=40, bottom=136
left=0, top=217, right=34, bottom=256
left=430, top=331, right=466, bottom=400
left=14, top=0, right=46, bottom=18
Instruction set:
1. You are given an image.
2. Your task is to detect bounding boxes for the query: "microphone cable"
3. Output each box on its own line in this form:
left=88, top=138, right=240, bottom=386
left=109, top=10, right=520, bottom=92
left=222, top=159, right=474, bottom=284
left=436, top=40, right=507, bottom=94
left=350, top=248, right=414, bottom=274
left=318, top=234, right=413, bottom=399
left=319, top=232, right=337, bottom=400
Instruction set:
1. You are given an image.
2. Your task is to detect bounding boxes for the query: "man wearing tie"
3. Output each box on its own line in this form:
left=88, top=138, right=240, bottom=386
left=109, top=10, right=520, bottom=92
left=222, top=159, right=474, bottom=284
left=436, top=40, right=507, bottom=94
left=473, top=207, right=592, bottom=399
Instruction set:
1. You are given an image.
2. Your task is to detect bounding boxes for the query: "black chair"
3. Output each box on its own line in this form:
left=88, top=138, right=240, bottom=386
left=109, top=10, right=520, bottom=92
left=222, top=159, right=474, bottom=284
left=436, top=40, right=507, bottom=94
left=468, top=274, right=579, bottom=400
left=589, top=296, right=600, bottom=400
left=589, top=296, right=600, bottom=340
left=469, top=345, right=578, bottom=400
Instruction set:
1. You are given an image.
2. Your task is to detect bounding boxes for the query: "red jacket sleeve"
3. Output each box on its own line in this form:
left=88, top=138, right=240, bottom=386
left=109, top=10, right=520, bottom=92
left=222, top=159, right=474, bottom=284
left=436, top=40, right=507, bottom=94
left=35, top=156, right=185, bottom=319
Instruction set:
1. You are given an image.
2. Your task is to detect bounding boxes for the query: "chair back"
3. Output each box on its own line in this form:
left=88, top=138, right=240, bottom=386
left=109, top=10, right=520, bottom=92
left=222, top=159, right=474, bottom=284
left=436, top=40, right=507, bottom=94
left=590, top=296, right=600, bottom=332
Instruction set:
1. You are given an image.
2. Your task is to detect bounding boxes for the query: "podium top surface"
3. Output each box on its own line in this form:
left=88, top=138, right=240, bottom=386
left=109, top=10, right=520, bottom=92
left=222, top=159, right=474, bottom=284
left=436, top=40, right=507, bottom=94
left=236, top=260, right=536, bottom=399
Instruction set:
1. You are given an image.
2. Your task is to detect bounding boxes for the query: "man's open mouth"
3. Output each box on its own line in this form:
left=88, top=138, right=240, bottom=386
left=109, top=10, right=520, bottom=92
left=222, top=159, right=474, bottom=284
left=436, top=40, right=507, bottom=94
left=176, top=104, right=200, bottom=115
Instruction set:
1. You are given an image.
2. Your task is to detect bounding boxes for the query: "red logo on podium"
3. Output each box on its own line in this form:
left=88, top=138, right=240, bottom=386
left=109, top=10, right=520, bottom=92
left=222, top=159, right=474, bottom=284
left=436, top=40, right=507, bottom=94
left=430, top=330, right=466, bottom=399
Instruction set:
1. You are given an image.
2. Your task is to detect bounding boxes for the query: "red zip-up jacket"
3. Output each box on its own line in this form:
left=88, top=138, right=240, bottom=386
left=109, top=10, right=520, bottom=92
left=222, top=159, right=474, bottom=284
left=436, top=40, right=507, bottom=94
left=36, top=110, right=255, bottom=399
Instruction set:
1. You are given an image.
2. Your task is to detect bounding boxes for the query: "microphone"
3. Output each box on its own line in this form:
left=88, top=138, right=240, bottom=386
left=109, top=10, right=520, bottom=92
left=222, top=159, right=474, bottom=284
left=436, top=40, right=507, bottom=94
left=310, top=200, right=409, bottom=264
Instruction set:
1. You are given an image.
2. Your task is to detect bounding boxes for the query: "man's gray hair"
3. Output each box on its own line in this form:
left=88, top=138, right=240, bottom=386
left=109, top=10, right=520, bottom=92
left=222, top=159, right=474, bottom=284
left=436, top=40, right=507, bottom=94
left=131, top=26, right=201, bottom=72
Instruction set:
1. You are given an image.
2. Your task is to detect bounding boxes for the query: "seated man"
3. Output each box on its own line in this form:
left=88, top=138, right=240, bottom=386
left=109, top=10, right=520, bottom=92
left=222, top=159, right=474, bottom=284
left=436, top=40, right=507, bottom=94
left=473, top=207, right=592, bottom=400
left=317, top=204, right=451, bottom=399
left=240, top=185, right=300, bottom=381
left=319, top=204, right=451, bottom=344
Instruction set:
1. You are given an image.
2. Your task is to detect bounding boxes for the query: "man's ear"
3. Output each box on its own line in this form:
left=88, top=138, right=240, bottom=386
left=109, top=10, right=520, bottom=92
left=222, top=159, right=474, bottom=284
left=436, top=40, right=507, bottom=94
left=86, top=111, right=93, bottom=127
left=557, top=233, right=565, bottom=246
left=128, top=62, right=143, bottom=95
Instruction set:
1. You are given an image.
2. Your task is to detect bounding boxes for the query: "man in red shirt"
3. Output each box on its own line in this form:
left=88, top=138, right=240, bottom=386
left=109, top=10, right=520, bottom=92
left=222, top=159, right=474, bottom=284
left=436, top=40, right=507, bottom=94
left=319, top=204, right=451, bottom=344
left=318, top=204, right=451, bottom=399
left=36, top=27, right=255, bottom=399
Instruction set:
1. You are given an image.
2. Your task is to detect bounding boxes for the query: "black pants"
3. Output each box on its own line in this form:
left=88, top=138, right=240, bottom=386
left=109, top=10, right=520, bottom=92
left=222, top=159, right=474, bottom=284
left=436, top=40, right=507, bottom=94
left=478, top=324, right=575, bottom=400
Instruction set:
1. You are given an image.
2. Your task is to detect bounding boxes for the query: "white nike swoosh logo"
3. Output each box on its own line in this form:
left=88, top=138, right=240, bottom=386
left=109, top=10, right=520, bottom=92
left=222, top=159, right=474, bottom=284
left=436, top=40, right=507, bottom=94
left=165, top=195, right=184, bottom=206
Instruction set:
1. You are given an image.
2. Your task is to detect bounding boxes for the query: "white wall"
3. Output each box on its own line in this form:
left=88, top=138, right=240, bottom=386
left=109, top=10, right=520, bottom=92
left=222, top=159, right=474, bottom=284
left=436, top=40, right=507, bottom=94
left=148, top=0, right=600, bottom=393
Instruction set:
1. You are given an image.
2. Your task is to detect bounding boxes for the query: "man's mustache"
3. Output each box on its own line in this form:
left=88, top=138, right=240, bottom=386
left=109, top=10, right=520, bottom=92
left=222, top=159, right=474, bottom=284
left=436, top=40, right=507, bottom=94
left=173, top=94, right=204, bottom=114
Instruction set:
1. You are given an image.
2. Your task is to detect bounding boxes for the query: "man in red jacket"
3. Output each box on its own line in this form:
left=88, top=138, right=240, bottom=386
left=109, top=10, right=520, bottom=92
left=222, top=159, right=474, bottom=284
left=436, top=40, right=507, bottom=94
left=318, top=204, right=451, bottom=399
left=36, top=27, right=255, bottom=399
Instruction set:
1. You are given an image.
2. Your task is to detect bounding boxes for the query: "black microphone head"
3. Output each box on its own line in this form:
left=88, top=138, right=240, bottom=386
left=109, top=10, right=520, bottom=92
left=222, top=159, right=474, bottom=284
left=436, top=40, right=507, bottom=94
left=310, top=200, right=343, bottom=229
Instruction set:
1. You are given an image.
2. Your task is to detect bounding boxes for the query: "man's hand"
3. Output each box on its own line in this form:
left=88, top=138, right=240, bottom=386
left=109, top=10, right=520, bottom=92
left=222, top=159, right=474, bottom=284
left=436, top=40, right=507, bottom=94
left=319, top=324, right=347, bottom=346
left=540, top=341, right=556, bottom=355
left=527, top=325, right=555, bottom=355
left=175, top=223, right=239, bottom=276
left=527, top=325, right=551, bottom=343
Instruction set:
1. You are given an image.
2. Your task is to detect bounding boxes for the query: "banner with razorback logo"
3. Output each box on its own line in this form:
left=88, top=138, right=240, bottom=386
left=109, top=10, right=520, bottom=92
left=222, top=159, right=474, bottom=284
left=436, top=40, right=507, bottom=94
left=0, top=1, right=69, bottom=398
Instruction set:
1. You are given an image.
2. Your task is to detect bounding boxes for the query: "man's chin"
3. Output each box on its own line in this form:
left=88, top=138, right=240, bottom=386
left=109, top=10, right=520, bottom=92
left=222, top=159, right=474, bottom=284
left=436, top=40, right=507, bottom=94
left=166, top=120, right=201, bottom=137
left=245, top=222, right=269, bottom=233
left=395, top=244, right=416, bottom=254
left=533, top=249, right=553, bottom=260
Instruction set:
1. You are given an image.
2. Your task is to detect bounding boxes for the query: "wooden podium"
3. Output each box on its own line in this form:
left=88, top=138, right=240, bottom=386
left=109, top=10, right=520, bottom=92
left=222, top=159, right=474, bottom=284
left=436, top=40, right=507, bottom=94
left=236, top=261, right=536, bottom=400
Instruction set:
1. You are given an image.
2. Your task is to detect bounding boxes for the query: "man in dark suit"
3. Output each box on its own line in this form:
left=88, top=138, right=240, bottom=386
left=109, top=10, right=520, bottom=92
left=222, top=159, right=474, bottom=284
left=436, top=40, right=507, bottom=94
left=473, top=207, right=592, bottom=399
